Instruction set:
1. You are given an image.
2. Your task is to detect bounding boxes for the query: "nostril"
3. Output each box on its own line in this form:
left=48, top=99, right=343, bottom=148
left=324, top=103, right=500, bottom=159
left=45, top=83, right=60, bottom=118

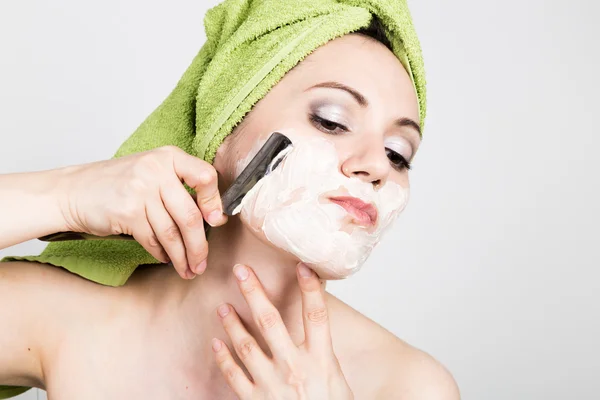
left=372, top=179, right=382, bottom=188
left=350, top=170, right=369, bottom=180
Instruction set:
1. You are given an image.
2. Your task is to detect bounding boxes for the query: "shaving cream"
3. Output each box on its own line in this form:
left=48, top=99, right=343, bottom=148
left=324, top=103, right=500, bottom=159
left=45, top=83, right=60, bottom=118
left=236, top=136, right=409, bottom=279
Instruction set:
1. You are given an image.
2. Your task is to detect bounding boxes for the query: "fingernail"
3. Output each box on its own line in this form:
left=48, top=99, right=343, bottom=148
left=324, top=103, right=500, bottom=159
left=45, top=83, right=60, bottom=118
left=298, top=263, right=313, bottom=278
left=208, top=210, right=223, bottom=226
left=186, top=269, right=197, bottom=280
left=233, top=264, right=249, bottom=281
left=217, top=304, right=230, bottom=318
left=195, top=260, right=207, bottom=274
left=211, top=338, right=222, bottom=352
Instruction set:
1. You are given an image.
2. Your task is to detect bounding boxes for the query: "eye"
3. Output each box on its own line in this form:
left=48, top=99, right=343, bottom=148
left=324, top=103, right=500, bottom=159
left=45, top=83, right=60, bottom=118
left=386, top=148, right=412, bottom=171
left=309, top=113, right=348, bottom=135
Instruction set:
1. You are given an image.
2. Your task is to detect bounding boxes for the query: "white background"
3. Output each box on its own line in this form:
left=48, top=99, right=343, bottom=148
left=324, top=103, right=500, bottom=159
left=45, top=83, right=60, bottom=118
left=1, top=0, right=598, bottom=399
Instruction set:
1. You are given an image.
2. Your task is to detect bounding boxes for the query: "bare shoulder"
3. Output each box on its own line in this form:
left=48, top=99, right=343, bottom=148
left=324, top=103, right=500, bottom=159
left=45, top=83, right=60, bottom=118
left=326, top=293, right=460, bottom=400
left=0, top=261, right=117, bottom=348
left=0, top=260, right=115, bottom=330
left=375, top=341, right=460, bottom=400
left=0, top=261, right=95, bottom=387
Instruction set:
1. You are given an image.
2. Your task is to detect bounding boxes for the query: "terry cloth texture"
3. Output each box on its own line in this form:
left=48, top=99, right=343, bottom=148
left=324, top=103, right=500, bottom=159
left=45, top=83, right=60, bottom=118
left=1, top=0, right=425, bottom=395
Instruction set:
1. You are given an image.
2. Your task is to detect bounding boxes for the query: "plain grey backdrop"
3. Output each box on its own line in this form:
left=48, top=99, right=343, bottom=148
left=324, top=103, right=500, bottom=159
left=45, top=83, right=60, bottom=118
left=1, top=0, right=598, bottom=399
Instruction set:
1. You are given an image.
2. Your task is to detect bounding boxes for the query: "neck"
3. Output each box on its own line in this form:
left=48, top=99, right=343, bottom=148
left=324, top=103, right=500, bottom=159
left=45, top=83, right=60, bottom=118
left=144, top=216, right=318, bottom=375
left=194, top=215, right=307, bottom=315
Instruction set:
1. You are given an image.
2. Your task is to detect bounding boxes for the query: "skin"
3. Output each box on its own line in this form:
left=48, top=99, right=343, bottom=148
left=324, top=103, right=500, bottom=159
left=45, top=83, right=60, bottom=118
left=0, top=33, right=460, bottom=399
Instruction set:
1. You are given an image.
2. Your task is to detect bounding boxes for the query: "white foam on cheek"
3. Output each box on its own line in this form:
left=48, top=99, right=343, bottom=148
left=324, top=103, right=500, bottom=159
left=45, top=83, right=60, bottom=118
left=238, top=137, right=409, bottom=278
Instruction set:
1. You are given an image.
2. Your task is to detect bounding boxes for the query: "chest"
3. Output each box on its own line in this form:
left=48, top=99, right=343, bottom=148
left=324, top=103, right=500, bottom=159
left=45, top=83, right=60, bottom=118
left=42, top=318, right=381, bottom=399
left=44, top=332, right=241, bottom=400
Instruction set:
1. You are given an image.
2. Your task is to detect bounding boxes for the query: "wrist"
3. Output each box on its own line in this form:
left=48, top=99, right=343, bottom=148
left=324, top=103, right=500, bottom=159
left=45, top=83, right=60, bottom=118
left=40, top=166, right=79, bottom=234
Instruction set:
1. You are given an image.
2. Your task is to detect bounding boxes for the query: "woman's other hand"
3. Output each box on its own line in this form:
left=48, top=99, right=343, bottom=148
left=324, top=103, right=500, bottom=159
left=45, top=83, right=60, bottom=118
left=212, top=263, right=354, bottom=399
left=58, top=146, right=227, bottom=279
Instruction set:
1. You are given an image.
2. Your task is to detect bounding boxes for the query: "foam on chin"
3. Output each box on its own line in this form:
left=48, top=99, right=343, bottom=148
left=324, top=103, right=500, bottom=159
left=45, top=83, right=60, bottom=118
left=237, top=136, right=409, bottom=279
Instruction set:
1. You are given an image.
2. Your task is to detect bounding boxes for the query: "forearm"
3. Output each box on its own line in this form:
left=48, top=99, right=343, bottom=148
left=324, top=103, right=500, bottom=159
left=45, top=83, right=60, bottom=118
left=0, top=168, right=68, bottom=249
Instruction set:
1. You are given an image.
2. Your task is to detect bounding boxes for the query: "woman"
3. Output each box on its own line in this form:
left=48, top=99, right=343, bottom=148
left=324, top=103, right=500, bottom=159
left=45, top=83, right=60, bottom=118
left=0, top=1, right=459, bottom=399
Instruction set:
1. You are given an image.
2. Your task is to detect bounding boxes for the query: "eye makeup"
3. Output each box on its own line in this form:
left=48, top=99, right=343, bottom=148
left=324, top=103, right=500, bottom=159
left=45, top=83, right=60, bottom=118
left=385, top=139, right=413, bottom=171
left=307, top=101, right=414, bottom=171
left=308, top=102, right=352, bottom=134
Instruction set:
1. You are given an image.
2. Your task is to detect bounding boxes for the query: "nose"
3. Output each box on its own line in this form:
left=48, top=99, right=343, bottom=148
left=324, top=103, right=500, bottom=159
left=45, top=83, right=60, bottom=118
left=340, top=141, right=390, bottom=188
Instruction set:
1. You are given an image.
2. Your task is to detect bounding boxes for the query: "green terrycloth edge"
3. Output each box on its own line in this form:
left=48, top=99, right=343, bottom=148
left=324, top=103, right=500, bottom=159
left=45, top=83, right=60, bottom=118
left=0, top=386, right=31, bottom=399
left=2, top=231, right=159, bottom=286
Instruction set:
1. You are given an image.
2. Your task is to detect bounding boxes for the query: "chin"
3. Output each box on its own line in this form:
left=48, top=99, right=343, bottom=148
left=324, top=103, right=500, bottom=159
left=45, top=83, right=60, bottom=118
left=240, top=217, right=368, bottom=280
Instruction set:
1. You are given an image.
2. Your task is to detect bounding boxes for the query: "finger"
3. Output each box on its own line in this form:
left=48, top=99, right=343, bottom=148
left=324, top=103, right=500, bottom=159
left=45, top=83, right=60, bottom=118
left=172, top=152, right=227, bottom=227
left=233, top=264, right=297, bottom=359
left=217, top=303, right=272, bottom=383
left=297, top=263, right=333, bottom=355
left=160, top=179, right=209, bottom=275
left=131, top=215, right=170, bottom=264
left=146, top=196, right=194, bottom=279
left=212, top=338, right=254, bottom=399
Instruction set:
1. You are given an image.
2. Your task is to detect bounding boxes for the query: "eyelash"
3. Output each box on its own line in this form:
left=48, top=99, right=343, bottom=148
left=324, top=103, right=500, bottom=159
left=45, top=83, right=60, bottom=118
left=309, top=113, right=412, bottom=171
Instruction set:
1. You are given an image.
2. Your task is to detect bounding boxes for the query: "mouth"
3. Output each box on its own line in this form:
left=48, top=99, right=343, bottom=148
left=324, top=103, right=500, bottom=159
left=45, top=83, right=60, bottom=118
left=328, top=196, right=378, bottom=227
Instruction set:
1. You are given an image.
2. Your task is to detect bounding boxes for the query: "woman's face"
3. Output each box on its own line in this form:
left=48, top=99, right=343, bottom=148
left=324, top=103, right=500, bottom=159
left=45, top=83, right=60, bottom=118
left=214, top=33, right=421, bottom=279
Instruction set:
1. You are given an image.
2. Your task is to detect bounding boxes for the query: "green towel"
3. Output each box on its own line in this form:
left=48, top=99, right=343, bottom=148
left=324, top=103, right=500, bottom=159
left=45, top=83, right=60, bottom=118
left=1, top=0, right=425, bottom=395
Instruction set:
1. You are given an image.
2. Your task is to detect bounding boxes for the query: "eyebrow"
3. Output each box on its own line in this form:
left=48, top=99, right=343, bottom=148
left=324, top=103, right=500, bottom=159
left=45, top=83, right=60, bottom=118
left=305, top=81, right=422, bottom=139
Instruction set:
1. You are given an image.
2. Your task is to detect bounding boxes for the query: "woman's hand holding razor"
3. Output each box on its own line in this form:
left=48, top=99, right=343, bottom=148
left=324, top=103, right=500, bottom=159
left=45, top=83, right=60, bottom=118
left=54, top=146, right=227, bottom=279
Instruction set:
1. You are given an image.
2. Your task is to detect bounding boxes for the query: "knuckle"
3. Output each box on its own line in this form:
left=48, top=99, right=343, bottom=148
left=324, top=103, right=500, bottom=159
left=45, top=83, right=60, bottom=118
left=257, top=311, right=280, bottom=331
left=241, top=283, right=257, bottom=295
left=163, top=225, right=181, bottom=242
left=189, top=242, right=209, bottom=260
left=184, top=208, right=204, bottom=229
left=285, top=370, right=307, bottom=389
left=159, top=145, right=180, bottom=155
left=147, top=234, right=160, bottom=248
left=307, top=307, right=328, bottom=325
left=198, top=190, right=220, bottom=207
left=197, top=168, right=217, bottom=187
left=136, top=153, right=164, bottom=175
left=237, top=338, right=255, bottom=360
left=226, top=366, right=238, bottom=382
left=216, top=351, right=230, bottom=366
left=128, top=176, right=151, bottom=195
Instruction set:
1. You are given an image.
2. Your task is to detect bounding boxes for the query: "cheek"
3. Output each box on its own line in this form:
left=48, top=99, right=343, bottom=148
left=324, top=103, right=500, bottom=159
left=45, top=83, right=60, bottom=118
left=392, top=171, right=410, bottom=191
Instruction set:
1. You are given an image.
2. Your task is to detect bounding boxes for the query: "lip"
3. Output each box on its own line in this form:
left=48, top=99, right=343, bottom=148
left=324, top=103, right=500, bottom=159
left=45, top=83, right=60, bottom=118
left=328, top=196, right=378, bottom=227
